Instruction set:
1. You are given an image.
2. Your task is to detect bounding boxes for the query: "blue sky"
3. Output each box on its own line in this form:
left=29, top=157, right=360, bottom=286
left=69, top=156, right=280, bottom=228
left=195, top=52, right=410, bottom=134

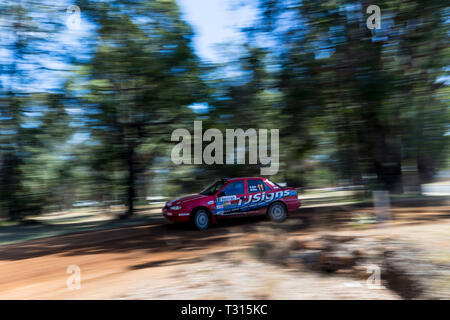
left=176, top=0, right=258, bottom=63
left=3, top=0, right=447, bottom=136
left=0, top=0, right=257, bottom=93
left=67, top=0, right=259, bottom=143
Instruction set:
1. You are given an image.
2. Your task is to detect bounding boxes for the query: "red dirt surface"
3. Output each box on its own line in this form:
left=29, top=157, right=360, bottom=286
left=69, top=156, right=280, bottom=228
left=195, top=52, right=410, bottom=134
left=0, top=204, right=448, bottom=299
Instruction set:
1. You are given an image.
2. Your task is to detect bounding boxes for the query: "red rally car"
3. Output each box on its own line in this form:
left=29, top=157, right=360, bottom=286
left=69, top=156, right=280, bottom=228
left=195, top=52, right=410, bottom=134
left=163, top=177, right=301, bottom=230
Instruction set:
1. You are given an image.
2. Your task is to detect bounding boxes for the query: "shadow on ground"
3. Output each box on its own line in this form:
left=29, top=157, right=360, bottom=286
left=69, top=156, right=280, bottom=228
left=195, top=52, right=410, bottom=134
left=0, top=198, right=448, bottom=264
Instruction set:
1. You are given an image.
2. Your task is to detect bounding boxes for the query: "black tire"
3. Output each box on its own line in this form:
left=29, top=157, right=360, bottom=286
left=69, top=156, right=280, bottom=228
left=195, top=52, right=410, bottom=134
left=267, top=202, right=287, bottom=222
left=193, top=209, right=210, bottom=230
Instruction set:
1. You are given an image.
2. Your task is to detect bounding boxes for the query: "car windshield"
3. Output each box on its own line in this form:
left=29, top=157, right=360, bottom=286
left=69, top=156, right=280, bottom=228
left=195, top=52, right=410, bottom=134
left=200, top=180, right=226, bottom=196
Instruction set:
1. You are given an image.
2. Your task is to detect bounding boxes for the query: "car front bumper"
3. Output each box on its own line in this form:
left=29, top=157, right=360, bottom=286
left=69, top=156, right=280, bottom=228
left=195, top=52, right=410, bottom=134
left=162, top=207, right=190, bottom=222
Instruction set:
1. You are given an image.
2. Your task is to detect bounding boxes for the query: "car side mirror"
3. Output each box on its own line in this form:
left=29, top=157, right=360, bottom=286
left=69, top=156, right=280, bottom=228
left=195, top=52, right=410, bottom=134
left=217, top=192, right=225, bottom=198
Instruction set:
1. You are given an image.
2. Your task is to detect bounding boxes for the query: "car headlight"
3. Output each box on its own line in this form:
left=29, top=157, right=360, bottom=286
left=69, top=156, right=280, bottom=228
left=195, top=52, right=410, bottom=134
left=170, top=206, right=182, bottom=210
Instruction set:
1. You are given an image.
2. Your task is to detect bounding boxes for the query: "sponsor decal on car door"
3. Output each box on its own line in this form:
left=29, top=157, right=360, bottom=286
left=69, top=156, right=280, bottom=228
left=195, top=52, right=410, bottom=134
left=243, top=179, right=272, bottom=214
left=215, top=180, right=246, bottom=215
left=239, top=179, right=296, bottom=213
left=214, top=179, right=296, bottom=215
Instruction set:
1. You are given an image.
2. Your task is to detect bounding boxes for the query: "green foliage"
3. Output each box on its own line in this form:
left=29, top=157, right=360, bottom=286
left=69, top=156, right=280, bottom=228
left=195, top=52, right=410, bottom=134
left=0, top=0, right=448, bottom=220
left=68, top=0, right=205, bottom=215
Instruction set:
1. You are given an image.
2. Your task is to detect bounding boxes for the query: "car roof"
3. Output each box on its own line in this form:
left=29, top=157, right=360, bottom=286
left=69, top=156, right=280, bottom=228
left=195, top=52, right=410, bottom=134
left=223, top=177, right=267, bottom=182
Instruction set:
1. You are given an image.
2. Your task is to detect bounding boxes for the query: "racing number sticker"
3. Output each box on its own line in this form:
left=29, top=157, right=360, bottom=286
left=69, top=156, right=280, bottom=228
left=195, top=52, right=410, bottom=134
left=249, top=181, right=266, bottom=193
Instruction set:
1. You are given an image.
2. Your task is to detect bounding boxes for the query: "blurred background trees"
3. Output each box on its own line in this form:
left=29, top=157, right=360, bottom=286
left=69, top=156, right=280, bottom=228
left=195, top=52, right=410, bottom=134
left=69, top=0, right=205, bottom=216
left=253, top=0, right=449, bottom=193
left=0, top=0, right=448, bottom=220
left=0, top=2, right=71, bottom=219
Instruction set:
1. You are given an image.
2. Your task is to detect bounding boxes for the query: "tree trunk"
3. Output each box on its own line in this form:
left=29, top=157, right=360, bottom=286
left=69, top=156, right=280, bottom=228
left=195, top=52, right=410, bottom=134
left=123, top=144, right=136, bottom=218
left=374, top=131, right=403, bottom=194
left=1, top=152, right=21, bottom=220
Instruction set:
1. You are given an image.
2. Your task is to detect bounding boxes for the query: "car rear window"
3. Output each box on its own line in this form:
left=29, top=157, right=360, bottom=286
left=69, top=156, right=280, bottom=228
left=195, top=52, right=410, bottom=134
left=247, top=179, right=271, bottom=193
left=265, top=179, right=282, bottom=189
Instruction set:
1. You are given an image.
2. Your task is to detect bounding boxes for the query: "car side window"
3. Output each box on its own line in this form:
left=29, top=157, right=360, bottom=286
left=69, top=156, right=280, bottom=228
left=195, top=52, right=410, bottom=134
left=247, top=179, right=271, bottom=193
left=221, top=181, right=244, bottom=196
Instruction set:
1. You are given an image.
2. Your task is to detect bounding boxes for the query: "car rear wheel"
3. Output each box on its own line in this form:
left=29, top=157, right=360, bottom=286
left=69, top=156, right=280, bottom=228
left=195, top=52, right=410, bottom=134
left=193, top=209, right=210, bottom=230
left=267, top=202, right=287, bottom=222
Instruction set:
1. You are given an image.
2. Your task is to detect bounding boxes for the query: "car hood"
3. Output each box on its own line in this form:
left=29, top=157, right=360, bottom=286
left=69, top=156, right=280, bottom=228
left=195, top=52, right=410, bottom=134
left=166, top=194, right=207, bottom=206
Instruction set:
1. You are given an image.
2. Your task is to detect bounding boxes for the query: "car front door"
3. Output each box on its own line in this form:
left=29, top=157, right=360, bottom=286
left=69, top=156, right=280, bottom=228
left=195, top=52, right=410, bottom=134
left=215, top=180, right=246, bottom=215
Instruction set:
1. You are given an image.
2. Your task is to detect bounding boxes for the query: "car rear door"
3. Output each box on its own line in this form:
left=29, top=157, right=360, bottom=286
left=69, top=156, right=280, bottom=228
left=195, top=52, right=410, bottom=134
left=245, top=178, right=274, bottom=214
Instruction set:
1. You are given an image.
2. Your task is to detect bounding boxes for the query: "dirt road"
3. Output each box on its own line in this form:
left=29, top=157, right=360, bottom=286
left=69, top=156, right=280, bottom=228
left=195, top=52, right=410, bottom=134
left=0, top=204, right=448, bottom=299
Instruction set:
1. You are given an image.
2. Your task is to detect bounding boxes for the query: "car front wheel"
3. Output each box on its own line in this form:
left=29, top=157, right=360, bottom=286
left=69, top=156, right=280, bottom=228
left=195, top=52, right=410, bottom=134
left=193, top=209, right=210, bottom=230
left=267, top=202, right=287, bottom=222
